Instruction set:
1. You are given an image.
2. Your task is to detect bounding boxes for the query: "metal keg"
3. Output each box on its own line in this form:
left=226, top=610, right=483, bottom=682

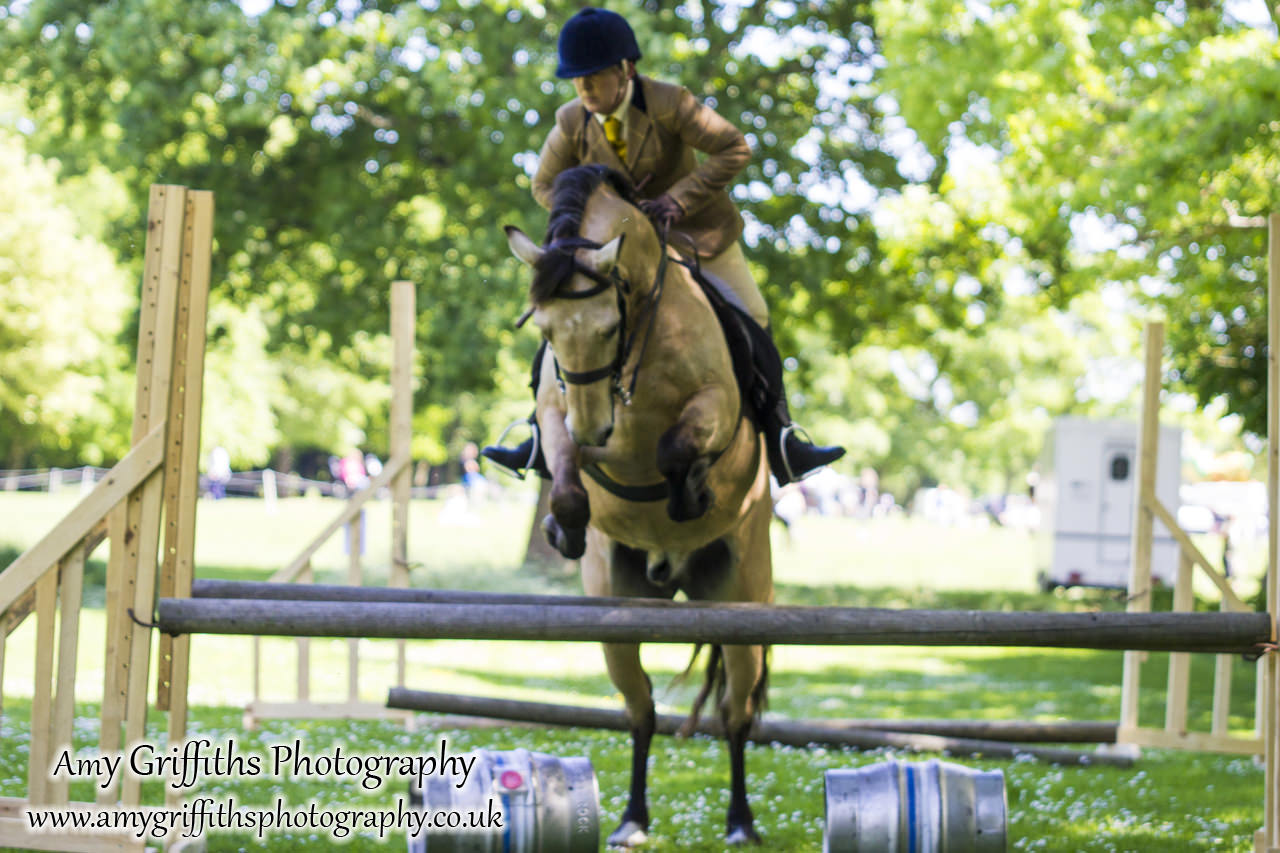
left=407, top=748, right=599, bottom=853
left=824, top=758, right=1006, bottom=852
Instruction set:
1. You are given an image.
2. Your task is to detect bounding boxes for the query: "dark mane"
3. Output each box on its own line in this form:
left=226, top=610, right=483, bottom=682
left=530, top=165, right=637, bottom=305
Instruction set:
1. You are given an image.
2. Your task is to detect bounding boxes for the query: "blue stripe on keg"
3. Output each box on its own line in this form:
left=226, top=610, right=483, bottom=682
left=905, top=763, right=918, bottom=853
left=493, top=752, right=513, bottom=853
left=500, top=793, right=513, bottom=853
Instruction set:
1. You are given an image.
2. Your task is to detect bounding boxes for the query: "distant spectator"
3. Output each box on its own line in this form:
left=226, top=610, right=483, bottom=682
left=207, top=446, right=231, bottom=500
left=338, top=449, right=368, bottom=492
left=461, top=442, right=487, bottom=502
left=772, top=480, right=806, bottom=542
left=365, top=452, right=383, bottom=479
left=859, top=467, right=879, bottom=517
left=1212, top=512, right=1234, bottom=578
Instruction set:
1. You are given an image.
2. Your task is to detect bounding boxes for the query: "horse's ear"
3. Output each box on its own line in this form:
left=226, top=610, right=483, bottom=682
left=581, top=235, right=623, bottom=274
left=505, top=225, right=544, bottom=267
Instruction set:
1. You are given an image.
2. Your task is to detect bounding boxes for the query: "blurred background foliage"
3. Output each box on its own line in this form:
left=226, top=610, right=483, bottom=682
left=0, top=0, right=1276, bottom=500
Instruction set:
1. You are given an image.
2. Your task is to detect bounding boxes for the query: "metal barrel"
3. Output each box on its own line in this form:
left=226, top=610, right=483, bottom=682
left=824, top=759, right=1007, bottom=852
left=407, top=748, right=599, bottom=853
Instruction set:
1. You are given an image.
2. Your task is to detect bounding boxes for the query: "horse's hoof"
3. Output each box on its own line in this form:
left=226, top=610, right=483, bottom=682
left=607, top=820, right=649, bottom=848
left=725, top=824, right=762, bottom=845
left=667, top=456, right=712, bottom=522
left=541, top=514, right=587, bottom=559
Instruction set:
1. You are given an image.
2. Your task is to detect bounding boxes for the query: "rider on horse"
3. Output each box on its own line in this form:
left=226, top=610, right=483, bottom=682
left=484, top=6, right=844, bottom=486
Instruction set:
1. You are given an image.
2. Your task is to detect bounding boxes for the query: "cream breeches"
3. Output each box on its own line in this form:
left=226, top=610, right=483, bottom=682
left=700, top=242, right=769, bottom=328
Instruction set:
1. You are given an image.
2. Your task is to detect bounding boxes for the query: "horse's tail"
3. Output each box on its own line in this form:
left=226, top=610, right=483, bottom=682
left=676, top=644, right=769, bottom=738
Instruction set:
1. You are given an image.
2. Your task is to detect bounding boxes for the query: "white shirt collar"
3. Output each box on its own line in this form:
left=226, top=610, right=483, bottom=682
left=593, top=77, right=634, bottom=126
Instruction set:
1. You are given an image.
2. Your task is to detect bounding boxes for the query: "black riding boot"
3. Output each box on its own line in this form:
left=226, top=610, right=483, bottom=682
left=480, top=416, right=551, bottom=479
left=761, top=396, right=845, bottom=486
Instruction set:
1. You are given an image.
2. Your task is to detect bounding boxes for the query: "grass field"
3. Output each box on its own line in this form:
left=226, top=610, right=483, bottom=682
left=0, top=488, right=1269, bottom=851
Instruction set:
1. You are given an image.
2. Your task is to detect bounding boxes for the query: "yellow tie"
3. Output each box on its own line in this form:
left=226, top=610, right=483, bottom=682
left=603, top=115, right=627, bottom=162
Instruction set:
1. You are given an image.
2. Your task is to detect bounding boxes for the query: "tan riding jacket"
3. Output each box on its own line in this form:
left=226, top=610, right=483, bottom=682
left=532, top=75, right=750, bottom=259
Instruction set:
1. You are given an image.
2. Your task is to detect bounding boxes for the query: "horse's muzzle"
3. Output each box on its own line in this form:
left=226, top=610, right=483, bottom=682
left=571, top=423, right=613, bottom=448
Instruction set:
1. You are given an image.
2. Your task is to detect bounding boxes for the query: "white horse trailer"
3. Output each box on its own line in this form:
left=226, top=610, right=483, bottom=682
left=1037, top=417, right=1182, bottom=590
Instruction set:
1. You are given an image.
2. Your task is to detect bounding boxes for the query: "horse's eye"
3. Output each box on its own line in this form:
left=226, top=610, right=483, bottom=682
left=601, top=323, right=620, bottom=339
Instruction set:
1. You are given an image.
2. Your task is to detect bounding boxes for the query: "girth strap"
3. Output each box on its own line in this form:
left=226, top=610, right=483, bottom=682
left=579, top=413, right=747, bottom=505
left=582, top=464, right=669, bottom=502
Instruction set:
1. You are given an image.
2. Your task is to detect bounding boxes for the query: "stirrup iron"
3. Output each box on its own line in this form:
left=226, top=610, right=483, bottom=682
left=778, top=423, right=823, bottom=484
left=491, top=418, right=540, bottom=481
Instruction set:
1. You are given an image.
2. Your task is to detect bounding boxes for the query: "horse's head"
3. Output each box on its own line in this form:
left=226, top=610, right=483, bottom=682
left=505, top=165, right=659, bottom=448
left=507, top=226, right=626, bottom=446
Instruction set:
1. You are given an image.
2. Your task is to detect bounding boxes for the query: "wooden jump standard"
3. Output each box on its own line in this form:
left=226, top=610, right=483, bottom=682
left=156, top=595, right=1271, bottom=654
left=385, top=687, right=1128, bottom=768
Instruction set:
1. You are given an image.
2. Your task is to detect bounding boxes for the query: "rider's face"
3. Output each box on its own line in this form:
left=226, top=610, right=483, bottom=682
left=573, top=65, right=629, bottom=115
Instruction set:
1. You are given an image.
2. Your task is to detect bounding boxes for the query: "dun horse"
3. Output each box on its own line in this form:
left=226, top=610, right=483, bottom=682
left=505, top=164, right=774, bottom=846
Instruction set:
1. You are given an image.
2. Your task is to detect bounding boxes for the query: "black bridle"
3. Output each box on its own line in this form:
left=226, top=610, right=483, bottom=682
left=518, top=232, right=670, bottom=407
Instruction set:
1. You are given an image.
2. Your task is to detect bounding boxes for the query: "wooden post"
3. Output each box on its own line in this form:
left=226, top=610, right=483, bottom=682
left=252, top=636, right=262, bottom=707
left=263, top=468, right=278, bottom=513
left=26, top=571, right=58, bottom=806
left=297, top=562, right=313, bottom=703
left=1165, top=549, right=1193, bottom=734
left=164, top=193, right=213, bottom=807
left=121, top=186, right=187, bottom=807
left=158, top=189, right=213, bottom=736
left=390, top=281, right=414, bottom=689
left=347, top=515, right=363, bottom=703
left=1211, top=638, right=1234, bottom=736
left=1120, top=320, right=1164, bottom=735
left=1259, top=213, right=1280, bottom=853
left=97, top=502, right=128, bottom=804
left=49, top=544, right=86, bottom=806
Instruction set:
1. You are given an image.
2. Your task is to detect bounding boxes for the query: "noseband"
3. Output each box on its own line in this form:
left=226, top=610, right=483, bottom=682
left=519, top=233, right=670, bottom=407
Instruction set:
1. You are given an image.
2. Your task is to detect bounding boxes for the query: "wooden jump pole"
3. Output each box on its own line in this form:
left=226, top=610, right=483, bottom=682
left=386, top=688, right=1117, bottom=743
left=193, top=577, right=737, bottom=607
left=156, top=597, right=1272, bottom=653
left=385, top=688, right=1129, bottom=767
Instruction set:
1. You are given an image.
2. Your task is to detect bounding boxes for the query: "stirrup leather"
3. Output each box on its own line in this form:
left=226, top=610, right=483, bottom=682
left=491, top=418, right=541, bottom=480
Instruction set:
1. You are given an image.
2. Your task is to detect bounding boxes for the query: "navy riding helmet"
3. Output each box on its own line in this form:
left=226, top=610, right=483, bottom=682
left=555, top=7, right=642, bottom=79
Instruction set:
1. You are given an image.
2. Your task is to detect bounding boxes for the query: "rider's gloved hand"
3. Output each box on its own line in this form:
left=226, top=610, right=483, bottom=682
left=639, top=194, right=684, bottom=230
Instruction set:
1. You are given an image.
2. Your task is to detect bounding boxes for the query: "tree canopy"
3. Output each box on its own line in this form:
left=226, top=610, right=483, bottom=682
left=1, top=0, right=1271, bottom=494
left=0, top=98, right=134, bottom=468
left=875, top=0, right=1280, bottom=435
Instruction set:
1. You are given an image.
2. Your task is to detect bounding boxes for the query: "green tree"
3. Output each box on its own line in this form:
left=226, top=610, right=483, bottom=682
left=0, top=105, right=134, bottom=467
left=4, top=0, right=1136, bottom=499
left=874, top=0, right=1280, bottom=436
left=0, top=0, right=906, bottom=466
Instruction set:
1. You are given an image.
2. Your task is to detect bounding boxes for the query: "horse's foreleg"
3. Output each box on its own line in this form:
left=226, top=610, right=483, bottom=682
left=720, top=643, right=765, bottom=845
left=602, top=642, right=655, bottom=847
left=656, top=386, right=734, bottom=522
left=582, top=536, right=658, bottom=848
left=537, top=398, right=589, bottom=558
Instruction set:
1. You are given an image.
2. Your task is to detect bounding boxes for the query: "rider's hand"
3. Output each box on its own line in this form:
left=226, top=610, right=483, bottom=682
left=639, top=194, right=684, bottom=230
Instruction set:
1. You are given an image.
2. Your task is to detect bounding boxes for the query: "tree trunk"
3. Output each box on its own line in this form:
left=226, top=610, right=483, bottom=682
left=523, top=478, right=568, bottom=569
